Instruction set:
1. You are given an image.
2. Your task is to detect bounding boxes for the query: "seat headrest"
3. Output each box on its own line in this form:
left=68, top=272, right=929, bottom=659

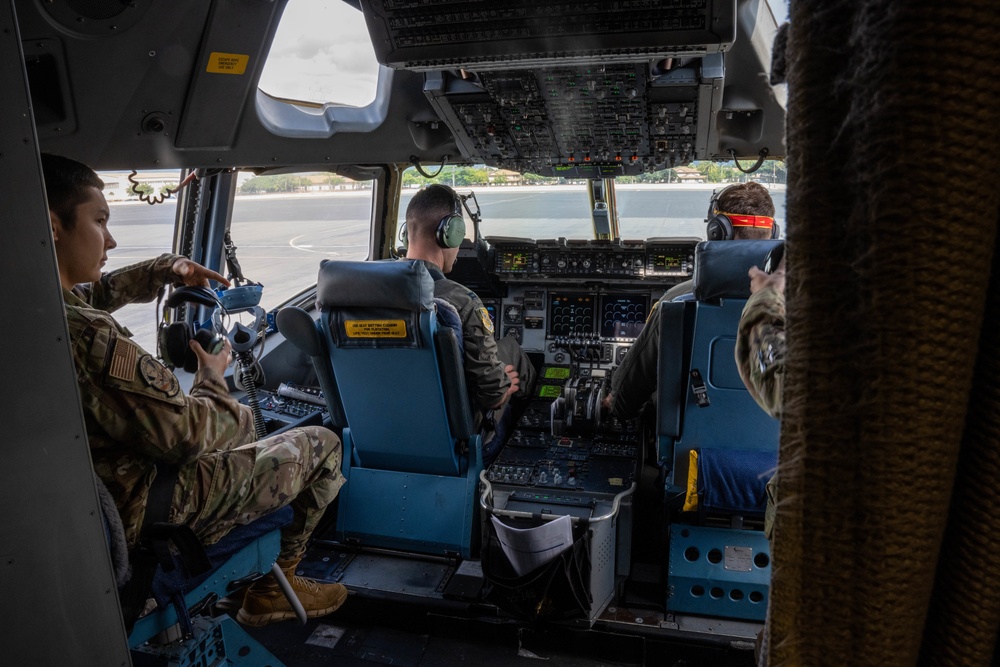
left=317, top=259, right=435, bottom=311
left=692, top=240, right=783, bottom=301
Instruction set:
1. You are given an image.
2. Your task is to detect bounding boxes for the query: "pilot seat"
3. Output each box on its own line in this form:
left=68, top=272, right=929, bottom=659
left=93, top=464, right=300, bottom=666
left=279, top=259, right=483, bottom=558
left=655, top=240, right=781, bottom=622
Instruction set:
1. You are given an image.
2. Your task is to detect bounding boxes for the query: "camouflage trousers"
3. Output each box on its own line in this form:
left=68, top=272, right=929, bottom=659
left=764, top=471, right=778, bottom=545
left=170, top=425, right=344, bottom=559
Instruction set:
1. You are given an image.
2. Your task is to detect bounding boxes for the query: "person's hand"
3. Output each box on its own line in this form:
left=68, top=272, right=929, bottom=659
left=190, top=337, right=232, bottom=376
left=172, top=258, right=230, bottom=288
left=602, top=391, right=614, bottom=411
left=749, top=264, right=785, bottom=295
left=491, top=364, right=520, bottom=408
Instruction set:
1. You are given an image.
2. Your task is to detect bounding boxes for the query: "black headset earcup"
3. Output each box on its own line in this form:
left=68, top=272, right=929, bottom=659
left=706, top=214, right=733, bottom=241
left=189, top=328, right=219, bottom=373
left=161, top=322, right=191, bottom=370
left=400, top=222, right=408, bottom=248
left=771, top=222, right=781, bottom=239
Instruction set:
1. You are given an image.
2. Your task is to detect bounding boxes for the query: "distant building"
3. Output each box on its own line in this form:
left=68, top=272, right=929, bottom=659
left=99, top=171, right=181, bottom=202
left=487, top=168, right=523, bottom=186
left=303, top=173, right=359, bottom=191
left=672, top=166, right=705, bottom=183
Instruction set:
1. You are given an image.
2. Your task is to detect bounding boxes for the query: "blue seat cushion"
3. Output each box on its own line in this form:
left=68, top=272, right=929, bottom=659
left=150, top=506, right=293, bottom=606
left=699, top=448, right=777, bottom=515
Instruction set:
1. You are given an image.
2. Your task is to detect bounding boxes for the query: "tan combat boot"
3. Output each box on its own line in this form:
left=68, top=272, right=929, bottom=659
left=237, top=558, right=348, bottom=626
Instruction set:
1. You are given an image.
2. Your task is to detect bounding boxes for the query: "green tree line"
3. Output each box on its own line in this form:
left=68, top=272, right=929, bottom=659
left=238, top=174, right=355, bottom=195
left=237, top=161, right=786, bottom=195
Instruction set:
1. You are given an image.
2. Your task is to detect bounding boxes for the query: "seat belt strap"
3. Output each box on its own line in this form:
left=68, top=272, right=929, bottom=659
left=142, top=462, right=178, bottom=533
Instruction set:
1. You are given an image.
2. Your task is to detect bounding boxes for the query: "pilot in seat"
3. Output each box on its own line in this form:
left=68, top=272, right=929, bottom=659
left=401, top=184, right=537, bottom=463
left=44, top=153, right=349, bottom=627
left=604, top=182, right=777, bottom=420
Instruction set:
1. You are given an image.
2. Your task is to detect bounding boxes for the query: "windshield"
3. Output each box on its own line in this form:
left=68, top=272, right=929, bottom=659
left=101, top=170, right=374, bottom=354
left=399, top=163, right=786, bottom=241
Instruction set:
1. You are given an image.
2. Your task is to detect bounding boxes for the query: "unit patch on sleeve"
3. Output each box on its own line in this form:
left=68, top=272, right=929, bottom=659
left=139, top=355, right=180, bottom=397
left=477, top=307, right=495, bottom=335
left=108, top=336, right=138, bottom=382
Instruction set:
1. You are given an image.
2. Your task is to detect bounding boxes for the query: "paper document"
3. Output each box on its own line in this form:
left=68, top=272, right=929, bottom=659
left=491, top=514, right=574, bottom=576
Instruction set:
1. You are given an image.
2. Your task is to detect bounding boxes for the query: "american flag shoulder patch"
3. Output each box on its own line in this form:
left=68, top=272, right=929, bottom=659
left=108, top=336, right=138, bottom=382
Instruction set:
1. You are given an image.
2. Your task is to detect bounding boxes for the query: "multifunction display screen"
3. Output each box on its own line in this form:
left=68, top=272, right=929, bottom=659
left=499, top=250, right=531, bottom=272
left=652, top=254, right=681, bottom=270
left=646, top=245, right=694, bottom=276
left=600, top=293, right=648, bottom=339
left=547, top=293, right=595, bottom=337
left=538, top=384, right=563, bottom=399
left=543, top=366, right=571, bottom=380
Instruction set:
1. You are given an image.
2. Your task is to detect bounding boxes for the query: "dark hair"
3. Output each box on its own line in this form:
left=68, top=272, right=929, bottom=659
left=405, top=183, right=459, bottom=238
left=40, top=154, right=104, bottom=230
left=718, top=182, right=775, bottom=240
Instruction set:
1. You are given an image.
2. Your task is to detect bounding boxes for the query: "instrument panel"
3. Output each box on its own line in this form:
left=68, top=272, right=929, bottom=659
left=491, top=238, right=696, bottom=280
left=479, top=237, right=694, bottom=365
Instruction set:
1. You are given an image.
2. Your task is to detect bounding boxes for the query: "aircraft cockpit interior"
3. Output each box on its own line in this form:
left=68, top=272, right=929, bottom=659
left=4, top=1, right=796, bottom=665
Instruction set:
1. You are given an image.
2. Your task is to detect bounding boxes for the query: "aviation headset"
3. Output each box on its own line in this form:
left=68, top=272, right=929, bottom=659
left=157, top=285, right=227, bottom=373
left=401, top=184, right=467, bottom=249
left=705, top=184, right=781, bottom=241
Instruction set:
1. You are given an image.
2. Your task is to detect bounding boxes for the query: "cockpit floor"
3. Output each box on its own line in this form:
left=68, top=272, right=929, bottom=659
left=241, top=594, right=754, bottom=667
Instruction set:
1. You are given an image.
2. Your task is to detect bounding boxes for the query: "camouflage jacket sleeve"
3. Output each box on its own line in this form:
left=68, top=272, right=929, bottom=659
left=735, top=286, right=786, bottom=419
left=66, top=289, right=254, bottom=467
left=73, top=253, right=184, bottom=314
left=609, top=300, right=662, bottom=420
left=434, top=279, right=511, bottom=409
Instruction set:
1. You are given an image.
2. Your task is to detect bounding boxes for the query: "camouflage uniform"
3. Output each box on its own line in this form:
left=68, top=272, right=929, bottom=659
left=734, top=285, right=785, bottom=541
left=64, top=254, right=344, bottom=558
left=429, top=271, right=536, bottom=411
left=734, top=286, right=785, bottom=420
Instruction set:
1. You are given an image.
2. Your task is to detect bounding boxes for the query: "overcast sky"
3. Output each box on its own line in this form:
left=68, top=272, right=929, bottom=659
left=258, top=0, right=790, bottom=107
left=258, top=1, right=380, bottom=107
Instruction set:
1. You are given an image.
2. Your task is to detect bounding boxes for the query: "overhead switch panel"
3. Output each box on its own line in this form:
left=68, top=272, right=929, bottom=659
left=361, top=0, right=737, bottom=71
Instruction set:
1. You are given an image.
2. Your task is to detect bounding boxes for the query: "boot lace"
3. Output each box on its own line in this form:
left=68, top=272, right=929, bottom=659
left=291, top=575, right=322, bottom=593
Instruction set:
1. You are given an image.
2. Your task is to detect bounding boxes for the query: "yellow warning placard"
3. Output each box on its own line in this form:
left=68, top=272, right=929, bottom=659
left=206, top=52, right=249, bottom=75
left=345, top=319, right=407, bottom=338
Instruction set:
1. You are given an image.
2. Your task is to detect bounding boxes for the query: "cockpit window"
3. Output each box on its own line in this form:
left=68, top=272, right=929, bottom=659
left=768, top=0, right=790, bottom=21
left=399, top=163, right=786, bottom=242
left=231, top=171, right=373, bottom=308
left=98, top=170, right=182, bottom=353
left=259, top=0, right=380, bottom=107
left=400, top=166, right=597, bottom=240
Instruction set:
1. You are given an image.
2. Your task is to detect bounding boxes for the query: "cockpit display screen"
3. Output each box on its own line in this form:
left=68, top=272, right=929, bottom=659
left=547, top=293, right=595, bottom=337
left=500, top=250, right=530, bottom=272
left=653, top=254, right=681, bottom=270
left=543, top=366, right=571, bottom=380
left=646, top=246, right=693, bottom=276
left=600, top=294, right=648, bottom=340
left=538, top=384, right=563, bottom=399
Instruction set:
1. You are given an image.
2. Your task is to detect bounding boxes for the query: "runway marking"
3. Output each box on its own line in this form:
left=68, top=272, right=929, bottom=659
left=290, top=235, right=368, bottom=253
left=476, top=194, right=539, bottom=205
